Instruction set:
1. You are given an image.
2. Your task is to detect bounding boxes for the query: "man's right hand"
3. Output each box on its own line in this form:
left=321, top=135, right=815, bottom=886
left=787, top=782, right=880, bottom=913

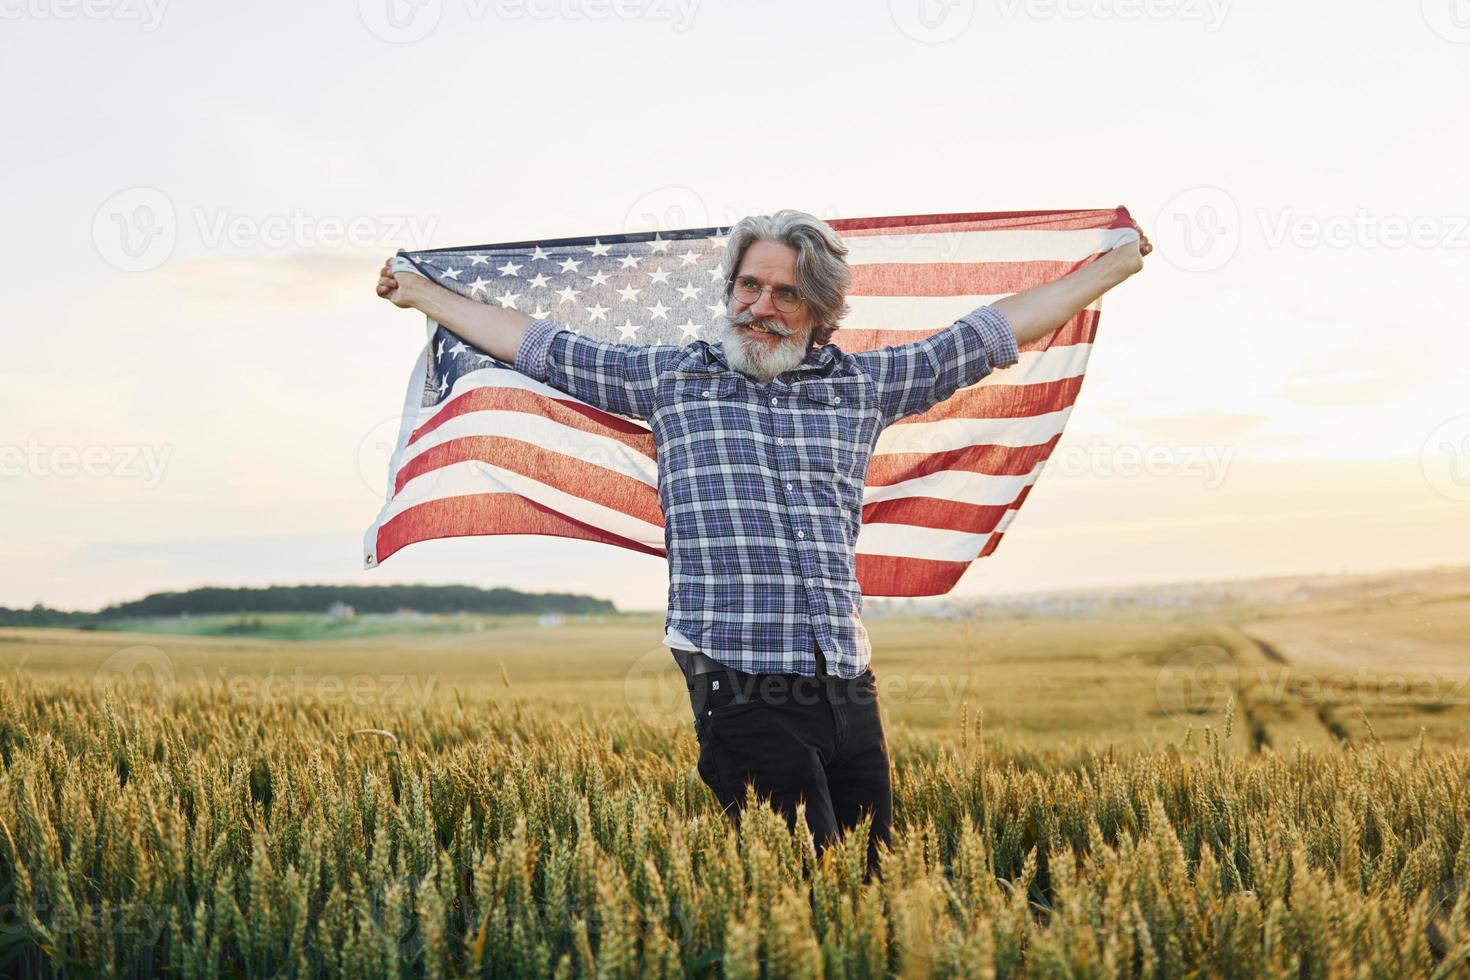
left=375, top=251, right=535, bottom=361
left=376, top=255, right=423, bottom=309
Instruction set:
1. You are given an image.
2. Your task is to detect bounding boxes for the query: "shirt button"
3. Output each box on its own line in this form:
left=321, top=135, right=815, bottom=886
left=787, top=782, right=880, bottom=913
left=785, top=483, right=793, bottom=491
left=777, top=437, right=786, bottom=445
left=796, top=530, right=806, bottom=539
left=701, top=390, right=711, bottom=398
left=770, top=396, right=778, bottom=406
left=833, top=396, right=841, bottom=404
left=804, top=578, right=814, bottom=586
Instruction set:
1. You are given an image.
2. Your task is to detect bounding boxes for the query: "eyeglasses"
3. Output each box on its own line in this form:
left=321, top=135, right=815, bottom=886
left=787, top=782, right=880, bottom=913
left=728, top=274, right=804, bottom=314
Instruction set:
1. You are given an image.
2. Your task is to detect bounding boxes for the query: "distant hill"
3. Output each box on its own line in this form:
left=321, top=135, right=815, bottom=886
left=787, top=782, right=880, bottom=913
left=0, top=583, right=617, bottom=627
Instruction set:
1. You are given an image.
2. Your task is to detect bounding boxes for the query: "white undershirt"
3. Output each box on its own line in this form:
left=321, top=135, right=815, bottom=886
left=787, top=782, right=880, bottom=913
left=662, top=625, right=699, bottom=652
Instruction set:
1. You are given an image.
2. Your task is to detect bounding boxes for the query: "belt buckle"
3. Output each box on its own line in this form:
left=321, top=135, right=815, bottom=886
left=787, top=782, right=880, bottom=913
left=813, top=643, right=832, bottom=680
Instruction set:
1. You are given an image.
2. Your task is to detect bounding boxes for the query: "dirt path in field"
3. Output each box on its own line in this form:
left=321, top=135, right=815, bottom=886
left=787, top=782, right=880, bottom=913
left=1217, top=626, right=1352, bottom=750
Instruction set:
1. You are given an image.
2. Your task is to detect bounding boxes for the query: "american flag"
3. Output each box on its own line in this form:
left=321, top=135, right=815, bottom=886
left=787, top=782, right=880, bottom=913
left=363, top=207, right=1139, bottom=596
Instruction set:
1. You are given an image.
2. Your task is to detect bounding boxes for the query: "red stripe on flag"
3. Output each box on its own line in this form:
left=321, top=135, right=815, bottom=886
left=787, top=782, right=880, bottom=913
left=866, top=435, right=1061, bottom=484
left=409, top=384, right=655, bottom=451
left=855, top=553, right=970, bottom=596
left=834, top=206, right=1133, bottom=236
left=394, top=435, right=663, bottom=524
left=849, top=259, right=1090, bottom=296
left=862, top=483, right=1036, bottom=536
left=375, top=492, right=666, bottom=565
left=861, top=496, right=1014, bottom=533
left=913, top=374, right=1085, bottom=422
left=838, top=309, right=1097, bottom=355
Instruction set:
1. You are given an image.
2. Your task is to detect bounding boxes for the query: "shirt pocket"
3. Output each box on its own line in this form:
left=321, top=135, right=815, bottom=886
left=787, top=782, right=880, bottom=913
left=672, top=371, right=739, bottom=401
left=662, top=372, right=742, bottom=437
left=662, top=373, right=759, bottom=492
left=798, top=378, right=871, bottom=480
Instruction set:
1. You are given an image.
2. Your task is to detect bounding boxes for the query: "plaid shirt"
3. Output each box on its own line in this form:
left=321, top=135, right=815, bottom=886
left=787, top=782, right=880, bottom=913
left=514, top=306, right=1019, bottom=679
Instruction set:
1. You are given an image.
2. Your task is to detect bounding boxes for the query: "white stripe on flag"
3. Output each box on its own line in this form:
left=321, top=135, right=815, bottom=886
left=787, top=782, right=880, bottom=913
left=382, top=460, right=665, bottom=549
left=855, top=521, right=992, bottom=561
left=875, top=406, right=1073, bottom=455
left=845, top=226, right=1134, bottom=265
left=861, top=466, right=1040, bottom=508
left=842, top=294, right=1102, bottom=332
left=968, top=343, right=1092, bottom=388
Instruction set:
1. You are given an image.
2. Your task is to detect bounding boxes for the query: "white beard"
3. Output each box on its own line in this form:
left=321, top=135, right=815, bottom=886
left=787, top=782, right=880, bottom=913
left=717, top=310, right=811, bottom=382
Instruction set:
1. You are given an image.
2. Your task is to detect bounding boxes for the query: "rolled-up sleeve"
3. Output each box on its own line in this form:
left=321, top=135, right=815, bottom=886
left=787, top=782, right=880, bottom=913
left=512, top=317, right=682, bottom=421
left=854, top=305, right=1020, bottom=427
left=513, top=316, right=562, bottom=382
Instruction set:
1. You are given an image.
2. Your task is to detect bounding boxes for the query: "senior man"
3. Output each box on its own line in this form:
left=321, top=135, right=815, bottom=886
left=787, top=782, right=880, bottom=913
left=376, top=210, right=1150, bottom=877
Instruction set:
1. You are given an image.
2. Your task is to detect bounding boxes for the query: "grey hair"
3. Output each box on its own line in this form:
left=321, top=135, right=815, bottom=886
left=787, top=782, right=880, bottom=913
left=719, top=210, right=852, bottom=346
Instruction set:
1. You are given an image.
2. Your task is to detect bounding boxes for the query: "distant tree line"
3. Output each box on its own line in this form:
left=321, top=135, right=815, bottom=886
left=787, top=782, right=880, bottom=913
left=0, top=604, right=94, bottom=628
left=0, top=584, right=616, bottom=626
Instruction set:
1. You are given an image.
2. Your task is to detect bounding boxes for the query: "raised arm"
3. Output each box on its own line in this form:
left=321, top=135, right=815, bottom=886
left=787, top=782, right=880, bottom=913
left=853, top=229, right=1151, bottom=427
left=853, top=305, right=1021, bottom=427
left=376, top=254, right=679, bottom=420
left=992, top=230, right=1151, bottom=346
left=512, top=318, right=682, bottom=421
left=377, top=255, right=533, bottom=361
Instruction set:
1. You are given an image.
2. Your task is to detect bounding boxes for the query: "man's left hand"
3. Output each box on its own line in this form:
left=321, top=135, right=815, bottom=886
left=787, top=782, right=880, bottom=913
left=1105, top=227, right=1152, bottom=278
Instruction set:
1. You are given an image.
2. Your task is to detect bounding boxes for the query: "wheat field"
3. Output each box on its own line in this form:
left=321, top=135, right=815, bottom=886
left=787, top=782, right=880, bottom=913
left=1, top=607, right=1468, bottom=977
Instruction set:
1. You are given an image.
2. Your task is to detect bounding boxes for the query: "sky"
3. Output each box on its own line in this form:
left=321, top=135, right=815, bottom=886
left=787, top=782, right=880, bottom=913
left=2, top=0, right=1468, bottom=612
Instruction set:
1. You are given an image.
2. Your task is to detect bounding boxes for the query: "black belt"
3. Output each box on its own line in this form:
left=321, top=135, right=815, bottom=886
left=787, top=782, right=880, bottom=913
left=673, top=643, right=833, bottom=679
left=674, top=649, right=725, bottom=675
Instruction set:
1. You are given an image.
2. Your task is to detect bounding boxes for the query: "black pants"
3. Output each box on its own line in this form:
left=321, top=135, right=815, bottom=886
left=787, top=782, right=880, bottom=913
left=676, top=644, right=893, bottom=880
